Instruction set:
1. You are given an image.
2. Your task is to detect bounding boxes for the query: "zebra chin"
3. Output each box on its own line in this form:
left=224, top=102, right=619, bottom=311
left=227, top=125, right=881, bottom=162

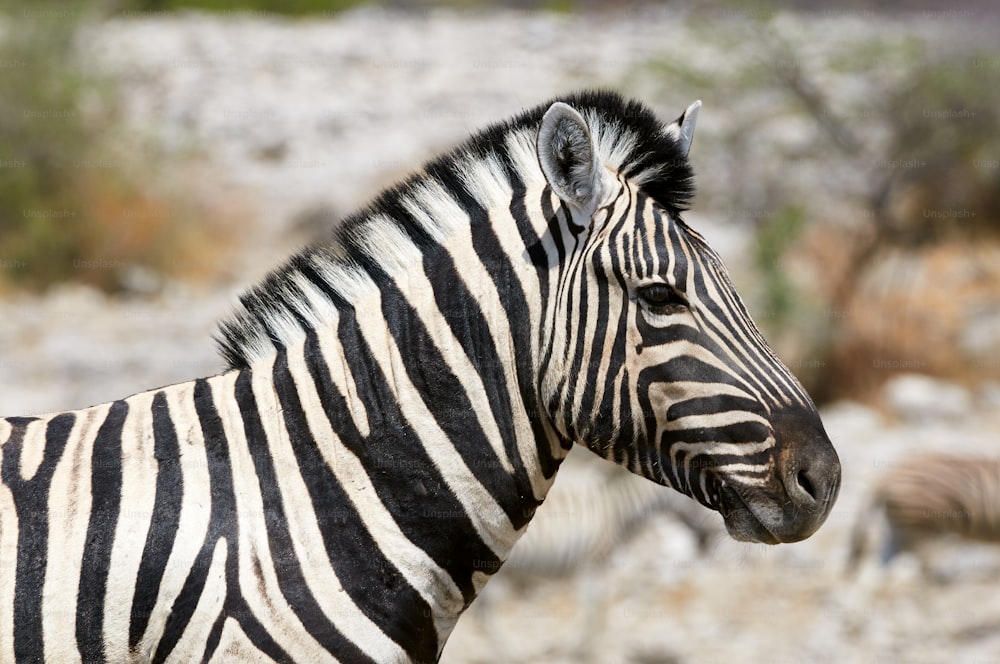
left=717, top=478, right=838, bottom=545
left=718, top=489, right=784, bottom=544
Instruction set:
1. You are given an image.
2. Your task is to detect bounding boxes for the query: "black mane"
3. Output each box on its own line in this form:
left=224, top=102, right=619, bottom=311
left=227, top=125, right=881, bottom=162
left=216, top=90, right=696, bottom=369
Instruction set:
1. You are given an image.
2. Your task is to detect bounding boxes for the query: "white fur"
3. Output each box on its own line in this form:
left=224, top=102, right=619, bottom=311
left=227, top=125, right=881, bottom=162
left=663, top=100, right=701, bottom=158
left=457, top=152, right=514, bottom=211
left=536, top=102, right=604, bottom=215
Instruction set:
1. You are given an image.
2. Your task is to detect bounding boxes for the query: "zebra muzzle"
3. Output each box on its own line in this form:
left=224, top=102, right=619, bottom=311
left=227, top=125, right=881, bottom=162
left=719, top=410, right=842, bottom=544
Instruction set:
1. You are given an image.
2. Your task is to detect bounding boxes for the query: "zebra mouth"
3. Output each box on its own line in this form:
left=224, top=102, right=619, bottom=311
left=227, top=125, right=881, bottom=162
left=718, top=486, right=780, bottom=545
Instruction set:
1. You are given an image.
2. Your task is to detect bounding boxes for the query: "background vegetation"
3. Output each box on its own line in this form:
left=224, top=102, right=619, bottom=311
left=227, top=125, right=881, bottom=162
left=2, top=0, right=997, bottom=401
left=0, top=2, right=234, bottom=293
left=628, top=14, right=1000, bottom=401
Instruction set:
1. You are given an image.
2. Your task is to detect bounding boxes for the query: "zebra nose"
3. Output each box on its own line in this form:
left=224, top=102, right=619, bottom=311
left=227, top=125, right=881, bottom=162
left=783, top=453, right=837, bottom=507
left=792, top=468, right=817, bottom=501
left=772, top=410, right=842, bottom=538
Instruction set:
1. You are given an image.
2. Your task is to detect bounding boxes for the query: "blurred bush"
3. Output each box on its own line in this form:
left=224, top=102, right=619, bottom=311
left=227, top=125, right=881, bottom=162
left=0, top=4, right=101, bottom=289
left=112, top=0, right=594, bottom=13
left=629, top=10, right=1000, bottom=402
left=118, top=0, right=367, bottom=15
left=816, top=50, right=1000, bottom=401
left=867, top=55, right=1000, bottom=247
left=751, top=205, right=807, bottom=328
left=0, top=2, right=234, bottom=293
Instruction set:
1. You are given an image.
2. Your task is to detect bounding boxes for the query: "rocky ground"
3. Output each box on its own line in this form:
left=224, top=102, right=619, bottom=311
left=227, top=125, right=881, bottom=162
left=2, top=7, right=999, bottom=663
left=446, top=379, right=1000, bottom=664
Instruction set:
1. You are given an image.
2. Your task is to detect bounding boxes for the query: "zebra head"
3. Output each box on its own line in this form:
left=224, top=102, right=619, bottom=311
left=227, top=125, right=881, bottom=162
left=533, top=96, right=840, bottom=544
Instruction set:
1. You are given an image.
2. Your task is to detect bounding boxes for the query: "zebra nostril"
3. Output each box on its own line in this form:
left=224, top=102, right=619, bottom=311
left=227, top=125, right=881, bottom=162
left=796, top=469, right=817, bottom=502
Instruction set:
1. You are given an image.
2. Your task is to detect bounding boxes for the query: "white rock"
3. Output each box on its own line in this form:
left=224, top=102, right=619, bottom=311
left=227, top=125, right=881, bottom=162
left=978, top=381, right=1000, bottom=411
left=881, top=373, right=972, bottom=423
left=961, top=306, right=1000, bottom=359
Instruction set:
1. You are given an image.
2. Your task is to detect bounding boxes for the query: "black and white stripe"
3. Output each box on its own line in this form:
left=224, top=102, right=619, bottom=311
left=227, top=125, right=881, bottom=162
left=1, top=91, right=840, bottom=662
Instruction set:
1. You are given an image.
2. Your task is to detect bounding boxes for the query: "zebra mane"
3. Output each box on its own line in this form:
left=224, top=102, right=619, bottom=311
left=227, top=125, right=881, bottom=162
left=216, top=90, right=696, bottom=369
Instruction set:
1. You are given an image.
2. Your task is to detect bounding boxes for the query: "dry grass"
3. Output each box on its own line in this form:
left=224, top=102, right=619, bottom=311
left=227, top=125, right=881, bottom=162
left=0, top=158, right=242, bottom=294
left=793, top=225, right=1000, bottom=402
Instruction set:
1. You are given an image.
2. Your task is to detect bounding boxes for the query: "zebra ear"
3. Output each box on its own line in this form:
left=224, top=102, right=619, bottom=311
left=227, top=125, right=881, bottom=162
left=537, top=102, right=604, bottom=213
left=663, top=100, right=701, bottom=157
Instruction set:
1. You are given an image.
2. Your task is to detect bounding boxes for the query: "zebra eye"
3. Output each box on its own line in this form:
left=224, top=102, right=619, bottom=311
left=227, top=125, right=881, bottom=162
left=637, top=283, right=687, bottom=313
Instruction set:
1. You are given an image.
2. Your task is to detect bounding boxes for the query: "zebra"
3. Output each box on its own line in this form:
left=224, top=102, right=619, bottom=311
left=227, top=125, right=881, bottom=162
left=847, top=453, right=1000, bottom=573
left=0, top=90, right=841, bottom=663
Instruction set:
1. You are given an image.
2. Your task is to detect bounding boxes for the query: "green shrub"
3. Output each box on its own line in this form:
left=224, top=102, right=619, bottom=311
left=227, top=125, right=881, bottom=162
left=115, top=0, right=368, bottom=16
left=750, top=205, right=806, bottom=330
left=0, top=4, right=99, bottom=287
left=0, top=3, right=234, bottom=292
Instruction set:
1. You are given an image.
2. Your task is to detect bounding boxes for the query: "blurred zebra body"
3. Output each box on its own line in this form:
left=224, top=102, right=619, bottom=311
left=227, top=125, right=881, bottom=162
left=1, top=91, right=839, bottom=663
left=848, top=454, right=1000, bottom=572
left=499, top=449, right=719, bottom=579
left=474, top=450, right=721, bottom=663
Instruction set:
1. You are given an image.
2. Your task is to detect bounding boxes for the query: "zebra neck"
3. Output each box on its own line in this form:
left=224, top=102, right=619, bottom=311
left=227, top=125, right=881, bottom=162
left=255, top=301, right=564, bottom=579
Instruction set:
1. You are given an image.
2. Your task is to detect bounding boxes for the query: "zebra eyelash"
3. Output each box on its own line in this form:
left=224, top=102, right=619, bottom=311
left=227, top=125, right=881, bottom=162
left=636, top=283, right=689, bottom=314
